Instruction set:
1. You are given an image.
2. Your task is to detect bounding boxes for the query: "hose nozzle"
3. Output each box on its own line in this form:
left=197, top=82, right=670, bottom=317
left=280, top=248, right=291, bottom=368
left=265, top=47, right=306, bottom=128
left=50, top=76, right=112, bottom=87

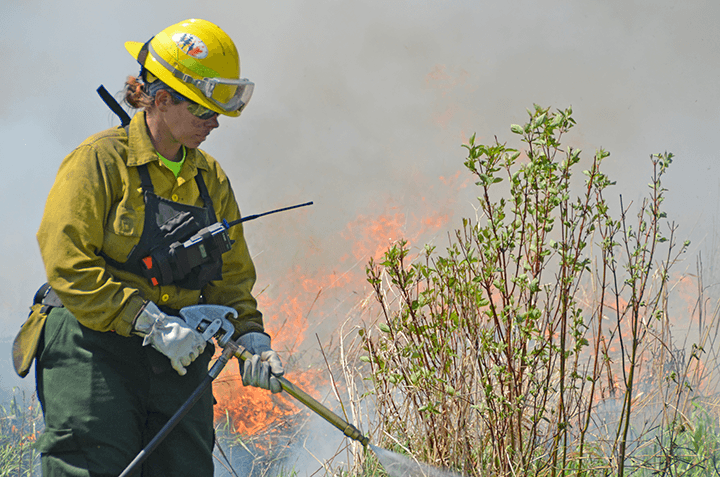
left=343, top=424, right=370, bottom=447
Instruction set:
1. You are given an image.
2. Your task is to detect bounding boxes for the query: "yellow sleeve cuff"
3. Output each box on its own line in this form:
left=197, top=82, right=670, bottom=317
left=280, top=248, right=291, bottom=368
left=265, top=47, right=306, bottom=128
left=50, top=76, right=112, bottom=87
left=114, top=295, right=147, bottom=337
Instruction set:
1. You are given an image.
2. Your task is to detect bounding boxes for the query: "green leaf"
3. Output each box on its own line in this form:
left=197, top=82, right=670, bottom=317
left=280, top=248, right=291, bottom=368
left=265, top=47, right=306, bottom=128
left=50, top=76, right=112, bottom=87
left=510, top=124, right=524, bottom=134
left=379, top=323, right=391, bottom=333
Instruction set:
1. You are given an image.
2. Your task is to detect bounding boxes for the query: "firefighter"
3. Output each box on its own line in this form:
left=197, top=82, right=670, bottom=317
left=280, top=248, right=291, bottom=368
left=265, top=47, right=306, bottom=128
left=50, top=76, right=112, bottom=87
left=29, top=19, right=283, bottom=476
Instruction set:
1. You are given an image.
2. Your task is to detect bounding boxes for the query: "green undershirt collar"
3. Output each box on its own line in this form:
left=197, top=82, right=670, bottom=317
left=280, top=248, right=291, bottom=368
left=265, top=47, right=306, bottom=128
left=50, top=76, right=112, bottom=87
left=156, top=147, right=186, bottom=177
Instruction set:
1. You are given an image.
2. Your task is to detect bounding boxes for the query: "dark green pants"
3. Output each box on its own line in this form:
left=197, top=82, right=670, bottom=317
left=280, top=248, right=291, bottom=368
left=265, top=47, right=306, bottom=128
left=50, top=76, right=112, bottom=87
left=35, top=307, right=215, bottom=477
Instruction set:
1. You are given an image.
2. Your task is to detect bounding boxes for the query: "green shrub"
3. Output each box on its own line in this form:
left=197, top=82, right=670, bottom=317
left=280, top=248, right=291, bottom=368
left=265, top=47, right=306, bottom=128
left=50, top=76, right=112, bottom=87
left=360, top=105, right=701, bottom=477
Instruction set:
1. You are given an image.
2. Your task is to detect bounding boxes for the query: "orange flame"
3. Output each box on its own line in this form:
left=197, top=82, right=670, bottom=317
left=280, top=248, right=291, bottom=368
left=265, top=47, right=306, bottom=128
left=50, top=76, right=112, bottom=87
left=213, top=186, right=453, bottom=437
left=213, top=368, right=322, bottom=436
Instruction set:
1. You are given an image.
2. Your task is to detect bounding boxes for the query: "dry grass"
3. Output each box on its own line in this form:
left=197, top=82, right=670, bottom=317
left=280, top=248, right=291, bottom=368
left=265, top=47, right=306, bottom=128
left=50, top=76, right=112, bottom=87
left=0, top=390, right=41, bottom=476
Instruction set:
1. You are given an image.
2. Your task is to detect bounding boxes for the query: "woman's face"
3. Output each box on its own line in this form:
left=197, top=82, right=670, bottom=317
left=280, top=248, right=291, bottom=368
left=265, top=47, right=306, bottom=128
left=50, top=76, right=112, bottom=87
left=155, top=90, right=220, bottom=150
left=165, top=99, right=220, bottom=149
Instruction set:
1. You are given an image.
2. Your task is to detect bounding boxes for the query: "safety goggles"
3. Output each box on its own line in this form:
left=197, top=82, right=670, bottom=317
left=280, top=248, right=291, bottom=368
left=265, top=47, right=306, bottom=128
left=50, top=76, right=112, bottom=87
left=168, top=90, right=219, bottom=120
left=140, top=41, right=254, bottom=115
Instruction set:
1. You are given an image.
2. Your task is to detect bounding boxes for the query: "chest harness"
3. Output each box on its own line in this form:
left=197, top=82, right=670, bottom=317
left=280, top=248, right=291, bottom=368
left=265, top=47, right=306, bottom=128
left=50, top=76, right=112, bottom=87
left=100, top=162, right=228, bottom=290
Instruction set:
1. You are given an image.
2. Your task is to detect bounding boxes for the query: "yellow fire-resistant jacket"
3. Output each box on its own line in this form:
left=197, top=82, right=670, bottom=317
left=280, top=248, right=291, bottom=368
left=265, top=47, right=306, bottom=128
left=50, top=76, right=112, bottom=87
left=36, top=111, right=264, bottom=339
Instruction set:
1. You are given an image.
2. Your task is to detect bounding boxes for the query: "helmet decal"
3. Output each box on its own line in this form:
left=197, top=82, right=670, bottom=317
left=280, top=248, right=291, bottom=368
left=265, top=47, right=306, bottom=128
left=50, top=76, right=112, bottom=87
left=172, top=33, right=208, bottom=59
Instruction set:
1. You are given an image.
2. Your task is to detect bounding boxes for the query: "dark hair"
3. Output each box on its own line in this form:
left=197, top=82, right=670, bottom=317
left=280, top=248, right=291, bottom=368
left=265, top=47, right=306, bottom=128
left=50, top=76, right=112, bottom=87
left=123, top=74, right=183, bottom=110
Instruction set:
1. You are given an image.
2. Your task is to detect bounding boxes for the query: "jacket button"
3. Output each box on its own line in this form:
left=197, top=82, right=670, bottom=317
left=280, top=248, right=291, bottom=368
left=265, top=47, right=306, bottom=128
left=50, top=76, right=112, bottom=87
left=161, top=294, right=170, bottom=302
left=171, top=194, right=179, bottom=201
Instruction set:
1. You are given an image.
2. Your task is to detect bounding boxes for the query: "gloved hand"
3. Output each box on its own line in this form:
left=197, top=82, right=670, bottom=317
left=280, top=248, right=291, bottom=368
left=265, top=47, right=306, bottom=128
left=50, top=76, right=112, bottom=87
left=134, top=301, right=206, bottom=376
left=238, top=332, right=284, bottom=393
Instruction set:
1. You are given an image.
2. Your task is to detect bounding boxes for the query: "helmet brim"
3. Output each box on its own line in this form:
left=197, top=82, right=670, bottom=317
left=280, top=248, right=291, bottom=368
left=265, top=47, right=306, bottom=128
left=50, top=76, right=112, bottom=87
left=125, top=41, right=144, bottom=61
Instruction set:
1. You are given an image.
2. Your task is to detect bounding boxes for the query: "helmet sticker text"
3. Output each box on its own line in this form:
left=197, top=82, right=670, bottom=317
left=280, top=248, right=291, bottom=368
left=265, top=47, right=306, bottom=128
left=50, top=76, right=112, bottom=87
left=172, top=33, right=208, bottom=59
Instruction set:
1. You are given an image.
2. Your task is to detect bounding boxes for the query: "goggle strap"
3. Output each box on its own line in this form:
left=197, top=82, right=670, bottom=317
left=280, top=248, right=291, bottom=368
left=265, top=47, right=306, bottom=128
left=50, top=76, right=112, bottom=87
left=144, top=41, right=251, bottom=113
left=148, top=43, right=207, bottom=91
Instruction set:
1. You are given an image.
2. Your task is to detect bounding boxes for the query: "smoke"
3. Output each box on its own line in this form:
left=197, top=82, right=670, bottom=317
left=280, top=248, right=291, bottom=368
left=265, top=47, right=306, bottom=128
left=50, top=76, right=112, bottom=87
left=1, top=0, right=719, bottom=471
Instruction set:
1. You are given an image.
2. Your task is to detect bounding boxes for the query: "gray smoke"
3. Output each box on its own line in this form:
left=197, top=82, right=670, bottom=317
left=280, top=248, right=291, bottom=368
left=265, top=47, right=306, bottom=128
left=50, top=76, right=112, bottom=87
left=1, top=0, right=719, bottom=473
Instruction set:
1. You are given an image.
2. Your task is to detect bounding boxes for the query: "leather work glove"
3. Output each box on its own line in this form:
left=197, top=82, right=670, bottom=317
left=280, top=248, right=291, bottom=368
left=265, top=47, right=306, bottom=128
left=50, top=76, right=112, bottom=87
left=134, top=301, right=206, bottom=376
left=237, top=332, right=284, bottom=393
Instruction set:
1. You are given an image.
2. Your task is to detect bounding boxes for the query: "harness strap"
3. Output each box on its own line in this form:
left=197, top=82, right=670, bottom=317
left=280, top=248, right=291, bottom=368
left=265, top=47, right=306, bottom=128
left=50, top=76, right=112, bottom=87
left=97, top=85, right=131, bottom=127
left=136, top=164, right=155, bottom=193
left=194, top=169, right=216, bottom=220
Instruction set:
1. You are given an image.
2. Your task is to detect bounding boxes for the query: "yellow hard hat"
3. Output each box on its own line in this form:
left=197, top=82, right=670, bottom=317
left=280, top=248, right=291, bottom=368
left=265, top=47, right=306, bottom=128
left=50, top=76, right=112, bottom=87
left=125, top=19, right=253, bottom=117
